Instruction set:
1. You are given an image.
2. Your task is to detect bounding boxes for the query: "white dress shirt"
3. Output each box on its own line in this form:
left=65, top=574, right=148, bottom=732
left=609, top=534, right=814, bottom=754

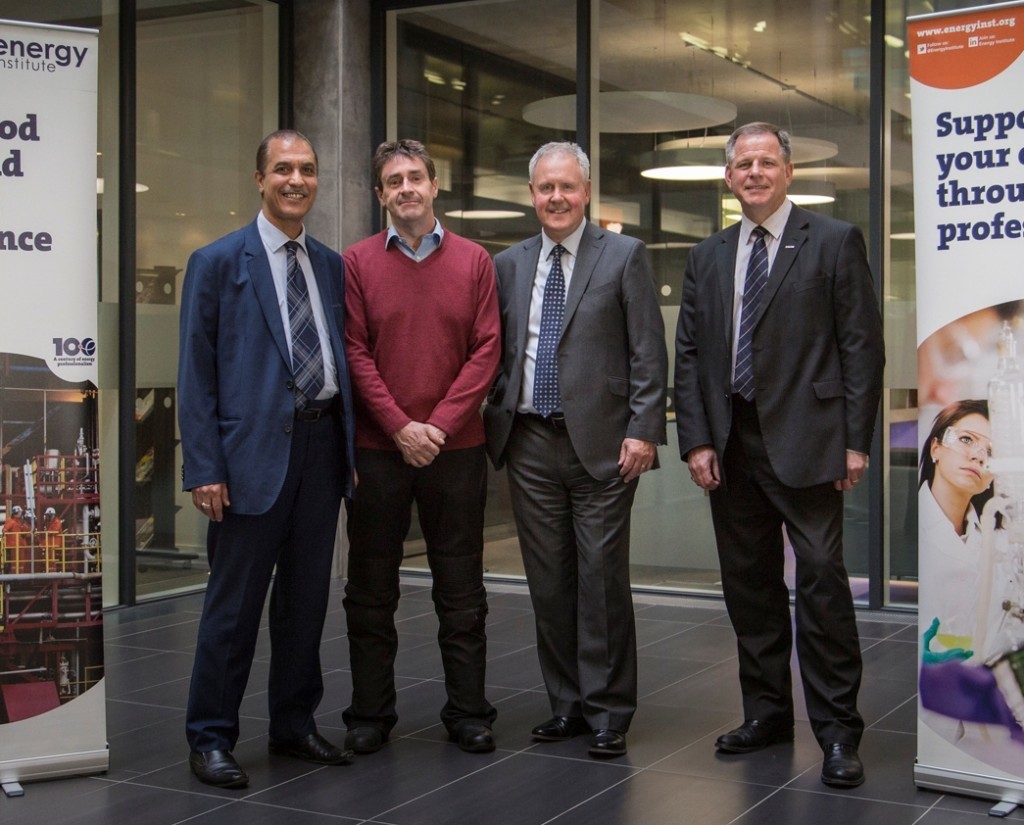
left=257, top=210, right=339, bottom=400
left=730, top=199, right=793, bottom=383
left=518, top=219, right=588, bottom=414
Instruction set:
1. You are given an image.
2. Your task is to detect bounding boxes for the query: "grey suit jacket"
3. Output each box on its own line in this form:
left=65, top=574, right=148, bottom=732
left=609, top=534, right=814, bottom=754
left=484, top=221, right=667, bottom=480
left=674, top=204, right=885, bottom=489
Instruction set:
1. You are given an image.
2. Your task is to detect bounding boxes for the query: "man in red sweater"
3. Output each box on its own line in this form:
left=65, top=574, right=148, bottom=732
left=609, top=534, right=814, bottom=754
left=342, top=139, right=501, bottom=755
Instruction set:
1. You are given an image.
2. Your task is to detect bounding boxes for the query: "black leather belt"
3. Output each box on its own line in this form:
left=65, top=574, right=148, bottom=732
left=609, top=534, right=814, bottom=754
left=295, top=396, right=338, bottom=420
left=519, top=412, right=567, bottom=431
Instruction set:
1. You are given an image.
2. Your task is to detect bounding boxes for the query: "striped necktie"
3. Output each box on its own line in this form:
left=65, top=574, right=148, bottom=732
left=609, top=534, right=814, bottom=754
left=733, top=226, right=769, bottom=401
left=285, top=241, right=325, bottom=408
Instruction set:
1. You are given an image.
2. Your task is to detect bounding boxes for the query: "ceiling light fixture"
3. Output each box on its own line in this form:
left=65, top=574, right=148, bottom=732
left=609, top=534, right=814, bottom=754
left=522, top=91, right=736, bottom=134
left=444, top=209, right=525, bottom=220
left=640, top=135, right=839, bottom=182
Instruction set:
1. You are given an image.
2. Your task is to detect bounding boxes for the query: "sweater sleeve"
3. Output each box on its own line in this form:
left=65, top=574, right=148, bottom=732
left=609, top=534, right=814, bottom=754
left=426, top=249, right=501, bottom=438
left=343, top=246, right=412, bottom=438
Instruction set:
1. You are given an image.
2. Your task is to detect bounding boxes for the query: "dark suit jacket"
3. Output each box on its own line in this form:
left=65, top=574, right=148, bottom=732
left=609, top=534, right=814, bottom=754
left=178, top=219, right=356, bottom=514
left=484, top=222, right=667, bottom=480
left=674, top=205, right=884, bottom=489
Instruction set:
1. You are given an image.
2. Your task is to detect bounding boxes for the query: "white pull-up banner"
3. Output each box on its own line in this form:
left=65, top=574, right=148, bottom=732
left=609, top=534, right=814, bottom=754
left=910, top=0, right=1024, bottom=804
left=0, top=18, right=106, bottom=783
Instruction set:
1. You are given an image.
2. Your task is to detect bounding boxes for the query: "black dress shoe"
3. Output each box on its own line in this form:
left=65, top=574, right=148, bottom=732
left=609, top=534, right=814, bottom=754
left=715, top=719, right=794, bottom=753
left=450, top=722, right=496, bottom=753
left=345, top=726, right=387, bottom=754
left=821, top=743, right=865, bottom=788
left=268, top=732, right=353, bottom=765
left=589, top=729, right=627, bottom=758
left=189, top=749, right=248, bottom=789
left=531, top=716, right=589, bottom=742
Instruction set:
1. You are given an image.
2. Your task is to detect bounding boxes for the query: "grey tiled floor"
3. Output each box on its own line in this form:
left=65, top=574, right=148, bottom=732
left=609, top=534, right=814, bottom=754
left=1, top=579, right=1017, bottom=824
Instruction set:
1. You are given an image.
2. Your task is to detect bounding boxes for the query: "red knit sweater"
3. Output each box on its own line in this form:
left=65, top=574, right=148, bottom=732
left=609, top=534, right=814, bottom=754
left=342, top=230, right=500, bottom=451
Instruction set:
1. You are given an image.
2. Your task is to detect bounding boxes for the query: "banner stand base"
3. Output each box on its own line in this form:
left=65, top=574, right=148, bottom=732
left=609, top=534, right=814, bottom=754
left=915, top=762, right=1024, bottom=807
left=1, top=782, right=24, bottom=798
left=991, top=801, right=1019, bottom=818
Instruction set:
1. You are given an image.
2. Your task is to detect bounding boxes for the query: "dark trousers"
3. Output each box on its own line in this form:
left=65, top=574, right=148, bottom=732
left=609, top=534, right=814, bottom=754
left=185, top=411, right=344, bottom=753
left=505, top=415, right=639, bottom=733
left=709, top=395, right=864, bottom=748
left=343, top=445, right=495, bottom=735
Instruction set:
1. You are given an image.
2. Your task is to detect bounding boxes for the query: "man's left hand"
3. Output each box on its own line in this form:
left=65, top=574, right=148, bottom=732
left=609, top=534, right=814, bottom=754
left=619, top=438, right=656, bottom=483
left=835, top=450, right=868, bottom=491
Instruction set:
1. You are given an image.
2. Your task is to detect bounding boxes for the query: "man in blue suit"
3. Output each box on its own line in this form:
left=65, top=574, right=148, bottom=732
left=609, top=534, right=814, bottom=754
left=178, top=129, right=356, bottom=789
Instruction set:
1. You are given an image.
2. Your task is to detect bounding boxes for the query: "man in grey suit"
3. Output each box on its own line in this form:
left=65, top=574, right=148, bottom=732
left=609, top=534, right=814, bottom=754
left=674, top=122, right=884, bottom=788
left=484, top=141, right=667, bottom=759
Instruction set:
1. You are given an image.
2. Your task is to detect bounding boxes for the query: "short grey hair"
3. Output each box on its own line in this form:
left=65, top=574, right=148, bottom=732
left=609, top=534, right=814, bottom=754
left=528, top=141, right=591, bottom=182
left=725, top=122, right=792, bottom=165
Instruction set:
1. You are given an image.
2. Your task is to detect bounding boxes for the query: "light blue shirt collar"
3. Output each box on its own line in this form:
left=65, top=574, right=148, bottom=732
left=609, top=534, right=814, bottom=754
left=385, top=218, right=444, bottom=261
left=257, top=209, right=308, bottom=255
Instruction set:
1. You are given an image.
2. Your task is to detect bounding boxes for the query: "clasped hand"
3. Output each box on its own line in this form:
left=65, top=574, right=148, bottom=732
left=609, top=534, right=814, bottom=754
left=393, top=421, right=447, bottom=467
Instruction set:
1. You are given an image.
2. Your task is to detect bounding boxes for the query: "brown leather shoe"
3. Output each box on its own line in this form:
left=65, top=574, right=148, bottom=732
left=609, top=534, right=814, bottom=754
left=715, top=719, right=794, bottom=753
left=189, top=749, right=248, bottom=789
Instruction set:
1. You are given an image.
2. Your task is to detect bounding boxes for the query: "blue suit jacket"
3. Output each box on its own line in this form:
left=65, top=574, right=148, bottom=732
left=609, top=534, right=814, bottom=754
left=178, top=219, right=356, bottom=514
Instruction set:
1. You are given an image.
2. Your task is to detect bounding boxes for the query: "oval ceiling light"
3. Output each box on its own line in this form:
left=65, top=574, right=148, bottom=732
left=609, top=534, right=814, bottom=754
left=655, top=135, right=839, bottom=164
left=787, top=181, right=836, bottom=205
left=522, top=91, right=736, bottom=134
left=641, top=148, right=724, bottom=181
left=444, top=209, right=525, bottom=219
left=642, top=135, right=841, bottom=181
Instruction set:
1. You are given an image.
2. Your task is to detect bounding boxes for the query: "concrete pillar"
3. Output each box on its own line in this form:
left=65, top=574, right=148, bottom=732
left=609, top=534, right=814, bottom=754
left=292, top=0, right=374, bottom=250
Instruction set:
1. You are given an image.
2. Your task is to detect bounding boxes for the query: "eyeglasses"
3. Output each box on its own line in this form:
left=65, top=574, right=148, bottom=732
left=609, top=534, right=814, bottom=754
left=940, top=426, right=992, bottom=460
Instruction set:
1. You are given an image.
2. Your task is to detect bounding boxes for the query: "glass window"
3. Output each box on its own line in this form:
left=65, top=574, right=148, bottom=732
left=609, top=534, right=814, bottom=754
left=389, top=0, right=884, bottom=604
left=133, top=0, right=279, bottom=599
left=594, top=1, right=873, bottom=599
left=390, top=2, right=577, bottom=578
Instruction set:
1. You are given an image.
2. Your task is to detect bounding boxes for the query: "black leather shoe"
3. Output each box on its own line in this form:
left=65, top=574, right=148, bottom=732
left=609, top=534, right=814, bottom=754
left=715, top=719, right=794, bottom=753
left=450, top=722, right=496, bottom=753
left=189, top=749, right=248, bottom=789
left=345, top=726, right=387, bottom=755
left=268, top=732, right=353, bottom=765
left=531, top=716, right=589, bottom=742
left=589, top=729, right=627, bottom=758
left=821, top=743, right=865, bottom=788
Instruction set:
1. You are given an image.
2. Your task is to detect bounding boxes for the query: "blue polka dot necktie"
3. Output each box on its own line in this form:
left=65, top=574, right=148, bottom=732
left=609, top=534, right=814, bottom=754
left=533, top=244, right=566, bottom=417
left=733, top=226, right=768, bottom=401
left=285, top=241, right=325, bottom=409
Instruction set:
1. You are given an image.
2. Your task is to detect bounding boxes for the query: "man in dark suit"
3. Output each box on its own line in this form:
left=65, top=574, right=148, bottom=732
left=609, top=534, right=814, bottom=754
left=674, top=122, right=884, bottom=788
left=178, top=129, right=356, bottom=789
left=484, top=141, right=667, bottom=759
